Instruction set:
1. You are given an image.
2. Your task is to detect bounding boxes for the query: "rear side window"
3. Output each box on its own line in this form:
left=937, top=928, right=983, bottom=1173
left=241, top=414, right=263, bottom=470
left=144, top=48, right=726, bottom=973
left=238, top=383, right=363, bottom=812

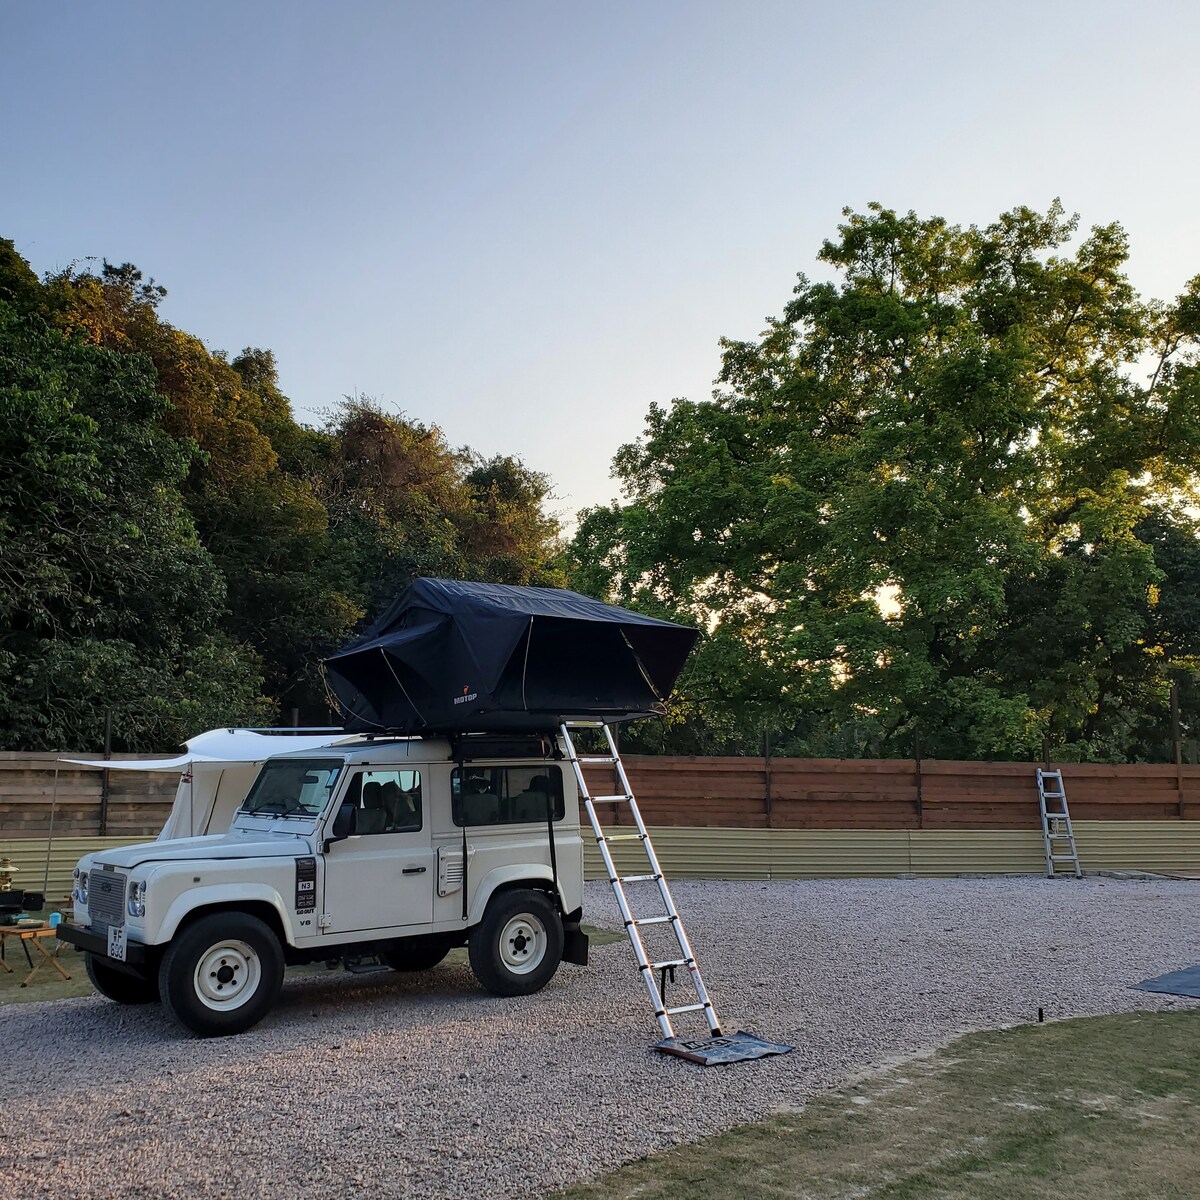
left=451, top=766, right=565, bottom=827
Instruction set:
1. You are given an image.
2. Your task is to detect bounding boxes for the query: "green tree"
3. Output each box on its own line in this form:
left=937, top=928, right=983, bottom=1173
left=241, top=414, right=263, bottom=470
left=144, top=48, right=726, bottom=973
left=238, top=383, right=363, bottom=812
left=0, top=297, right=272, bottom=750
left=0, top=239, right=568, bottom=745
left=318, top=399, right=564, bottom=611
left=37, top=260, right=362, bottom=720
left=572, top=202, right=1200, bottom=760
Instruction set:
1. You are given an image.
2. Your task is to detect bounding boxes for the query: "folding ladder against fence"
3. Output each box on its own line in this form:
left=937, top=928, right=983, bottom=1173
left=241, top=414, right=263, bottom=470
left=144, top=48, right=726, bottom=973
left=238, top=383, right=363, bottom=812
left=559, top=721, right=722, bottom=1042
left=1037, top=768, right=1082, bottom=878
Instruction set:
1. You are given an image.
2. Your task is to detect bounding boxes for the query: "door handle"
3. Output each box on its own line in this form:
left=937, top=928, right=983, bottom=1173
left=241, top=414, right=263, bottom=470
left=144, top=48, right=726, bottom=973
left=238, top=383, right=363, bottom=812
left=402, top=866, right=427, bottom=875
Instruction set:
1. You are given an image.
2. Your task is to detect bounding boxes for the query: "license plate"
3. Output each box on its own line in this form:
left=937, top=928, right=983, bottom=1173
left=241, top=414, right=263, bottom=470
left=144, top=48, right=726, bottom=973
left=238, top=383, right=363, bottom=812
left=107, top=925, right=127, bottom=962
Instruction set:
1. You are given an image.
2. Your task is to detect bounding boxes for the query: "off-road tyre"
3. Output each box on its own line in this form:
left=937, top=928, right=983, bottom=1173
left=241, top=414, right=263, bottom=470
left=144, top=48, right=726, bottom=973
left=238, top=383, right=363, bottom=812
left=158, top=912, right=284, bottom=1038
left=84, top=953, right=159, bottom=1004
left=468, top=888, right=563, bottom=997
left=383, top=939, right=452, bottom=972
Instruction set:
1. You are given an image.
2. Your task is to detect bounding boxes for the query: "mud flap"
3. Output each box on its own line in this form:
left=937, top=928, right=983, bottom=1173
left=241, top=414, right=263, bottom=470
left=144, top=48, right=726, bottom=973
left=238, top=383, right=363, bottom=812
left=654, top=1030, right=794, bottom=1065
left=562, top=923, right=589, bottom=966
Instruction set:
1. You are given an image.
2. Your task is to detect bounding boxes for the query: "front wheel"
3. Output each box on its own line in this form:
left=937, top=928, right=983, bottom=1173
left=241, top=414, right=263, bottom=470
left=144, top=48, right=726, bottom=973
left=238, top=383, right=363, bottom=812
left=468, top=889, right=563, bottom=997
left=158, top=913, right=284, bottom=1038
left=85, top=953, right=159, bottom=1004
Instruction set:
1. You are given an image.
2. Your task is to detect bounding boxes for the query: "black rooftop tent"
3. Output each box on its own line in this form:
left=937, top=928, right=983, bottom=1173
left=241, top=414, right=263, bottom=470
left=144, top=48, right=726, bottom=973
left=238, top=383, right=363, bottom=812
left=322, top=578, right=699, bottom=735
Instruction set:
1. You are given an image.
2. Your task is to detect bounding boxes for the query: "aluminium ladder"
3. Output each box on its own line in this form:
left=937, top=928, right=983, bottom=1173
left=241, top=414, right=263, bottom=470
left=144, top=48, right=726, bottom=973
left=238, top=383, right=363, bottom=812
left=560, top=721, right=722, bottom=1041
left=1037, top=768, right=1082, bottom=878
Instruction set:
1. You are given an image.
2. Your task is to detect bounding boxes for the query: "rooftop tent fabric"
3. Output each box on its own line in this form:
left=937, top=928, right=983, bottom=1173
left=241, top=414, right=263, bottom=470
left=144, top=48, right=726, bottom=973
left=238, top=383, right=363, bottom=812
left=322, top=578, right=699, bottom=735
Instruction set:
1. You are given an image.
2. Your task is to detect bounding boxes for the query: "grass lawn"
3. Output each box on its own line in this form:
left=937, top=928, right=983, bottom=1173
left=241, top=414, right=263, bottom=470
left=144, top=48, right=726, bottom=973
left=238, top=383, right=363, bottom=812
left=0, top=923, right=625, bottom=1007
left=553, top=1009, right=1200, bottom=1200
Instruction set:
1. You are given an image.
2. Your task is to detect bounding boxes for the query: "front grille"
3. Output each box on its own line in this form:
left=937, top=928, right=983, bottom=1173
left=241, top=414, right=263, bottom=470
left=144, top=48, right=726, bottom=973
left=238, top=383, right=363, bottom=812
left=88, top=869, right=126, bottom=932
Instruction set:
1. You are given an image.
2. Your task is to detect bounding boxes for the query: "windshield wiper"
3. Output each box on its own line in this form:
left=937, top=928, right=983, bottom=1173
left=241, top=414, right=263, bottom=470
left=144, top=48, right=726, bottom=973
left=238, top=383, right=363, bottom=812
left=244, top=801, right=314, bottom=819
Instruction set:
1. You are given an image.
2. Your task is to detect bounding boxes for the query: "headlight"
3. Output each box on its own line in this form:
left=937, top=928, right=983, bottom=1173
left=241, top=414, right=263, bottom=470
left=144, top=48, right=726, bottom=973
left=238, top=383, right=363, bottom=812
left=128, top=880, right=146, bottom=918
left=73, top=870, right=88, bottom=905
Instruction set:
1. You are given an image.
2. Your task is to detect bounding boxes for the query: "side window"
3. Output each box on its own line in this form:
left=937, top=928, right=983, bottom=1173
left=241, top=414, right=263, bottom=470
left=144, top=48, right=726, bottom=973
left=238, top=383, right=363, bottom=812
left=345, top=769, right=422, bottom=835
left=451, top=766, right=564, bottom=827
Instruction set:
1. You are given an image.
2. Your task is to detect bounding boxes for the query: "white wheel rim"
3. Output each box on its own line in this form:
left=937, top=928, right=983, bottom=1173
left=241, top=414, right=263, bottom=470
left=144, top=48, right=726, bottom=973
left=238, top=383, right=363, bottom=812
left=194, top=939, right=261, bottom=1011
left=499, top=913, right=547, bottom=975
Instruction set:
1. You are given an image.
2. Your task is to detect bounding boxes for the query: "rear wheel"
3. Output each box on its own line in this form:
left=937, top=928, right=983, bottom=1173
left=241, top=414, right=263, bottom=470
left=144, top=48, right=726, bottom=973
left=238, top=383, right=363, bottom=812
left=159, top=913, right=284, bottom=1038
left=85, top=953, right=159, bottom=1004
left=469, top=889, right=563, bottom=997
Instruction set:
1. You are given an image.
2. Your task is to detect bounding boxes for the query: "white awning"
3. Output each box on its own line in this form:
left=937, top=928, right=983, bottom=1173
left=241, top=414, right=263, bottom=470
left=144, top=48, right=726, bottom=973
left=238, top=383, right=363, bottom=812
left=60, top=727, right=360, bottom=772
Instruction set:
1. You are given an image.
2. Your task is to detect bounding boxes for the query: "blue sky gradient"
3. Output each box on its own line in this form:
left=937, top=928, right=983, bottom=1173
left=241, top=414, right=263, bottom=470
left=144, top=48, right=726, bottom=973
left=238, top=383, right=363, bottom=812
left=5, top=1, right=1198, bottom=518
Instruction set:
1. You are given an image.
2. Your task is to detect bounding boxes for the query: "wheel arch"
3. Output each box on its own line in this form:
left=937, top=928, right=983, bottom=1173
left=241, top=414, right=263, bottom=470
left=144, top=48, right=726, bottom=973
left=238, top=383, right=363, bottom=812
left=470, top=869, right=568, bottom=925
left=168, top=899, right=289, bottom=949
left=158, top=886, right=293, bottom=946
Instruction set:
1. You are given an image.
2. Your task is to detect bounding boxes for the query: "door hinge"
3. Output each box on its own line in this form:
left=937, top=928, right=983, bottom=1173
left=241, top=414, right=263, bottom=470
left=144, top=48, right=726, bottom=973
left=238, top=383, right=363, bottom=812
left=318, top=914, right=333, bottom=929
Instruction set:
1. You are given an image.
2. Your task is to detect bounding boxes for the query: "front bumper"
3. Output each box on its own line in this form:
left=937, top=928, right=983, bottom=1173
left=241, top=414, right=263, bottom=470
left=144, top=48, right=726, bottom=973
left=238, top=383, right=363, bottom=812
left=56, top=922, right=149, bottom=966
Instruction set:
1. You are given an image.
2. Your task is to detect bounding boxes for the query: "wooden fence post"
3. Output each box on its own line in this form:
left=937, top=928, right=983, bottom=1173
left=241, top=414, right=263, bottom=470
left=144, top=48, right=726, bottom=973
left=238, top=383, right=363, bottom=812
left=1171, top=684, right=1185, bottom=818
left=763, top=728, right=773, bottom=828
left=913, top=729, right=923, bottom=829
left=98, top=707, right=112, bottom=837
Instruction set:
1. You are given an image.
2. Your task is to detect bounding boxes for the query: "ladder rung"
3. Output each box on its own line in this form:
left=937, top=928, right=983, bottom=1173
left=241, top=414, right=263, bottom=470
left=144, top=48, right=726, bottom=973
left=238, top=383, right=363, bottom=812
left=619, top=874, right=661, bottom=883
left=665, top=1003, right=707, bottom=1015
left=578, top=756, right=618, bottom=764
left=602, top=833, right=646, bottom=842
left=649, top=958, right=691, bottom=970
left=591, top=794, right=634, bottom=803
left=630, top=915, right=675, bottom=926
left=1051, top=855, right=1079, bottom=862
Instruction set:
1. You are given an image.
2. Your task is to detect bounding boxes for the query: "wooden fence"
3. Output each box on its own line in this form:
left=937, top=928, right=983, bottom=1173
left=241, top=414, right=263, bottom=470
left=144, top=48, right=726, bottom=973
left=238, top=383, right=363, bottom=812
left=583, top=756, right=1199, bottom=830
left=2, top=750, right=1196, bottom=839
left=0, top=753, right=177, bottom=838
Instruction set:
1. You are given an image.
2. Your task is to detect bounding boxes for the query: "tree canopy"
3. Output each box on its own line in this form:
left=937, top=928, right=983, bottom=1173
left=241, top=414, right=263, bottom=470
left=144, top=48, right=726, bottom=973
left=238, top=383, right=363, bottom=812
left=571, top=202, right=1200, bottom=761
left=0, top=239, right=563, bottom=750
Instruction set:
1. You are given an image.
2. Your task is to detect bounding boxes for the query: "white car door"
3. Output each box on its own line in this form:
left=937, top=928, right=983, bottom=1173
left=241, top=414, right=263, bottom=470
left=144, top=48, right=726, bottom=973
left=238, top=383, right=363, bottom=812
left=322, top=767, right=434, bottom=934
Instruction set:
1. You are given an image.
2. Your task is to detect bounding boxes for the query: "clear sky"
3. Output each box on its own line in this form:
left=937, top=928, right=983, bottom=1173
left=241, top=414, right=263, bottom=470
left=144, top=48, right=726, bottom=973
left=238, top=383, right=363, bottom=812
left=4, top=1, right=1199, bottom=522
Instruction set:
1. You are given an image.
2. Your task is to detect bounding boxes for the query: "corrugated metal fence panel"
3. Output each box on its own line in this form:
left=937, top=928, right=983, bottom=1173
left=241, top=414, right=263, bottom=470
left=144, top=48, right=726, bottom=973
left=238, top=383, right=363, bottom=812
left=0, top=836, right=147, bottom=904
left=767, top=830, right=911, bottom=877
left=585, top=823, right=1200, bottom=880
left=907, top=831, right=1045, bottom=876
left=583, top=828, right=770, bottom=880
left=584, top=828, right=911, bottom=879
left=1073, top=821, right=1200, bottom=872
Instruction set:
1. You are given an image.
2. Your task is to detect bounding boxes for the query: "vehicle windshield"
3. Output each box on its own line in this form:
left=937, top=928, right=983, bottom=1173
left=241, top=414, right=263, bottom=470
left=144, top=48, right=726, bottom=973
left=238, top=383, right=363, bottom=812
left=239, top=759, right=345, bottom=818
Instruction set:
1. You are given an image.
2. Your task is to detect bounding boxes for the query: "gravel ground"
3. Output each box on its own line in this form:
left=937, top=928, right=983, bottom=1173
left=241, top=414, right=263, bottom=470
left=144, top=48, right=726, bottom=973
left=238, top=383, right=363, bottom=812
left=3, top=876, right=1199, bottom=1199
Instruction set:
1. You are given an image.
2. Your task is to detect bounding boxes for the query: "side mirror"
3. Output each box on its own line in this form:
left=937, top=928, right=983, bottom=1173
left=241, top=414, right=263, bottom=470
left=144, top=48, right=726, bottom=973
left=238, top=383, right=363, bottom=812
left=330, top=802, right=357, bottom=843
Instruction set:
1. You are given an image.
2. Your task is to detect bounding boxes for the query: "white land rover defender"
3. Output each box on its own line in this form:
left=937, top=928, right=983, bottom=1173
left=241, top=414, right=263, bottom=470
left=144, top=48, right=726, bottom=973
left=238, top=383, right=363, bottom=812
left=58, top=735, right=588, bottom=1036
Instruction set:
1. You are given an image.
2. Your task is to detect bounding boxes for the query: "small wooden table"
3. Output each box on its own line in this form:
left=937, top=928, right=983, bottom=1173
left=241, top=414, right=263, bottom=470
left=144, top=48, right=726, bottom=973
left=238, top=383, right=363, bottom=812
left=0, top=924, right=72, bottom=987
